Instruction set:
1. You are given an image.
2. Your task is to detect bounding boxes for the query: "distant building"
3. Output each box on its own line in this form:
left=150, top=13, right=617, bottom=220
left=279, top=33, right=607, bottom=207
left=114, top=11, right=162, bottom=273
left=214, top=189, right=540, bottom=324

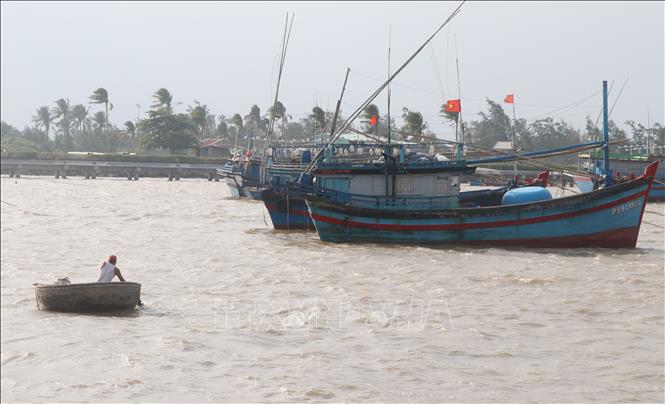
left=493, top=141, right=514, bottom=151
left=199, top=139, right=231, bottom=157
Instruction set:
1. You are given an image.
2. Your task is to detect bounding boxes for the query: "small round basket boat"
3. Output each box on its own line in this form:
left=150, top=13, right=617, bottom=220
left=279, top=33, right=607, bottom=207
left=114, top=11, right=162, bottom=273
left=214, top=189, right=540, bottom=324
left=34, top=282, right=141, bottom=312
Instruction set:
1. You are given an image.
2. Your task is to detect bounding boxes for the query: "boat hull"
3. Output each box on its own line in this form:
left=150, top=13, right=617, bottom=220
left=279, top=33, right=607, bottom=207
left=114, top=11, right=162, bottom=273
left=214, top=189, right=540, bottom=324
left=225, top=178, right=242, bottom=198
left=35, top=282, right=141, bottom=312
left=262, top=188, right=315, bottom=230
left=242, top=186, right=264, bottom=200
left=649, top=184, right=665, bottom=201
left=306, top=169, right=656, bottom=248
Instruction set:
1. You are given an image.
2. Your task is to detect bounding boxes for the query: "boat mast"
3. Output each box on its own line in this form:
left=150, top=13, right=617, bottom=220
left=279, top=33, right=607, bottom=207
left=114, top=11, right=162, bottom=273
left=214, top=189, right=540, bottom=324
left=328, top=68, right=351, bottom=140
left=261, top=13, right=294, bottom=184
left=455, top=56, right=463, bottom=161
left=303, top=1, right=466, bottom=175
left=387, top=25, right=392, bottom=145
left=386, top=26, right=392, bottom=196
left=602, top=80, right=610, bottom=177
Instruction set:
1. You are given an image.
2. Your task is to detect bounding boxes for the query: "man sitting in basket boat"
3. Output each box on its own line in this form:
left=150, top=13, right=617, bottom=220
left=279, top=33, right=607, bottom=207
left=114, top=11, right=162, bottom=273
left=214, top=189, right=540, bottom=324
left=96, top=255, right=126, bottom=283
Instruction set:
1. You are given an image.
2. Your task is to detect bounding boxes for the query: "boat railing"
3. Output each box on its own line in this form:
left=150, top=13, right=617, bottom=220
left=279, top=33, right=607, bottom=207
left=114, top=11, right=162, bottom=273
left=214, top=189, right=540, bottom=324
left=316, top=188, right=460, bottom=210
left=266, top=162, right=309, bottom=171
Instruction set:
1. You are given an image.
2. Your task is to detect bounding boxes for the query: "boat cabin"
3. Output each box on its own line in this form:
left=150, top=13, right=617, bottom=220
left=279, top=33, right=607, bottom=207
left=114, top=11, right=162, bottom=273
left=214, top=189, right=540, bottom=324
left=312, top=157, right=475, bottom=210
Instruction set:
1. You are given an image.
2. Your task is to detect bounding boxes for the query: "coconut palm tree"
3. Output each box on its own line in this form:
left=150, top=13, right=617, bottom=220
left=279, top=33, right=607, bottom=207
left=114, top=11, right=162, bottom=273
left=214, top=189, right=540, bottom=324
left=188, top=101, right=210, bottom=139
left=216, top=114, right=229, bottom=139
left=228, top=113, right=244, bottom=150
left=243, top=105, right=262, bottom=137
left=267, top=101, right=286, bottom=120
left=124, top=121, right=136, bottom=138
left=267, top=101, right=290, bottom=139
left=152, top=88, right=173, bottom=110
left=89, top=88, right=111, bottom=134
left=92, top=111, right=106, bottom=133
left=279, top=103, right=294, bottom=139
left=32, top=106, right=52, bottom=139
left=309, top=106, right=326, bottom=141
left=71, top=104, right=91, bottom=133
left=51, top=98, right=73, bottom=146
left=402, top=108, right=427, bottom=143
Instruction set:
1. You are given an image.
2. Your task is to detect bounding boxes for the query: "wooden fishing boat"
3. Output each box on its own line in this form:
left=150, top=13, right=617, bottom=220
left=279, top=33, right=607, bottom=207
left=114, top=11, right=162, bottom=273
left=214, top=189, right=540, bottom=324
left=268, top=144, right=550, bottom=231
left=217, top=158, right=262, bottom=199
left=261, top=156, right=315, bottom=229
left=577, top=151, right=665, bottom=201
left=262, top=184, right=314, bottom=230
left=305, top=161, right=658, bottom=247
left=34, top=282, right=141, bottom=312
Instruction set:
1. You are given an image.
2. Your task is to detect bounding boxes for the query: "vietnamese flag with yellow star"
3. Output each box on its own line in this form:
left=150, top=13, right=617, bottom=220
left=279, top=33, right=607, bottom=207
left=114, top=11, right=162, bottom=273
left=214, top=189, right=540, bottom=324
left=444, top=99, right=461, bottom=113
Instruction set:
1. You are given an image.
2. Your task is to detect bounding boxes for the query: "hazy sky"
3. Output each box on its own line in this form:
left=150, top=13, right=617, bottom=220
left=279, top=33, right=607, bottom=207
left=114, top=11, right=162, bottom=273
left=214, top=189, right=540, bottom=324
left=1, top=1, right=663, bottom=140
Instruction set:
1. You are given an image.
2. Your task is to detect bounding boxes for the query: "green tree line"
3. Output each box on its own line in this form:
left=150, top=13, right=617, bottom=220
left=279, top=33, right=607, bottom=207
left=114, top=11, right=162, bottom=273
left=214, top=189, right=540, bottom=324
left=2, top=88, right=663, bottom=155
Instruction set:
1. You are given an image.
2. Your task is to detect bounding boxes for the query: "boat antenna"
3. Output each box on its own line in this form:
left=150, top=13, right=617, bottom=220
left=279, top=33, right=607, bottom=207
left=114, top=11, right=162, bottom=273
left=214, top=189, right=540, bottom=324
left=602, top=80, right=611, bottom=180
left=303, top=0, right=466, bottom=174
left=454, top=34, right=464, bottom=161
left=261, top=13, right=295, bottom=184
left=608, top=78, right=629, bottom=119
left=328, top=68, right=351, bottom=139
left=387, top=25, right=392, bottom=144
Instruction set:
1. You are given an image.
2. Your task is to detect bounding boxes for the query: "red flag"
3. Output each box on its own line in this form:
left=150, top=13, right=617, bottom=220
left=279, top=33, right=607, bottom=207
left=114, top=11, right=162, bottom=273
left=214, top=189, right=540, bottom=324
left=504, top=94, right=514, bottom=104
left=444, top=99, right=461, bottom=113
left=369, top=115, right=378, bottom=126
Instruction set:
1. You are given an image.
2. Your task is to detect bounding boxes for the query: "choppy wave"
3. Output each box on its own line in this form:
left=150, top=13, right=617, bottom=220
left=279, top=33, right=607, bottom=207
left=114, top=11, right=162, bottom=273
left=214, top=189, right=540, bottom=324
left=1, top=177, right=663, bottom=402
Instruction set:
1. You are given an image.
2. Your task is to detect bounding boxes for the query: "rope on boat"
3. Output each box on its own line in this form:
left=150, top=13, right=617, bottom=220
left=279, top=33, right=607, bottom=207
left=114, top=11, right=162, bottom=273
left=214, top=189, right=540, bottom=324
left=261, top=13, right=295, bottom=185
left=305, top=1, right=466, bottom=173
left=391, top=128, right=627, bottom=178
left=262, top=201, right=268, bottom=229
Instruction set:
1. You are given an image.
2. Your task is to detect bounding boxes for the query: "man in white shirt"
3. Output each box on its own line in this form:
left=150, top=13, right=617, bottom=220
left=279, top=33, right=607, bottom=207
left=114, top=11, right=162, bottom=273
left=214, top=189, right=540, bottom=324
left=96, top=255, right=126, bottom=283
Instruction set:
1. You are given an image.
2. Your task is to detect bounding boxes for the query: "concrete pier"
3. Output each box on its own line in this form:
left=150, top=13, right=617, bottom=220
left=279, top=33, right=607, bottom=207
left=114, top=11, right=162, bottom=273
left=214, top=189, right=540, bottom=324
left=1, top=159, right=225, bottom=180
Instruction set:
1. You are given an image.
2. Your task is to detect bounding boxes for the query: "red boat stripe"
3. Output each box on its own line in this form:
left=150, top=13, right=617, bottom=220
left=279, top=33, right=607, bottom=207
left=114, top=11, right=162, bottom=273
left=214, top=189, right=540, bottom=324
left=310, top=190, right=648, bottom=231
left=447, top=226, right=639, bottom=248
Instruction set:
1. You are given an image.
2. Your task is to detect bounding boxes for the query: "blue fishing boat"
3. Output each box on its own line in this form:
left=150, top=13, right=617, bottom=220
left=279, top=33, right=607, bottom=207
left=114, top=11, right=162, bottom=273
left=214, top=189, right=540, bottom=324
left=577, top=151, right=665, bottom=201
left=304, top=159, right=658, bottom=247
left=261, top=142, right=456, bottom=230
left=301, top=81, right=659, bottom=248
left=260, top=148, right=314, bottom=229
left=217, top=156, right=262, bottom=199
left=262, top=182, right=314, bottom=230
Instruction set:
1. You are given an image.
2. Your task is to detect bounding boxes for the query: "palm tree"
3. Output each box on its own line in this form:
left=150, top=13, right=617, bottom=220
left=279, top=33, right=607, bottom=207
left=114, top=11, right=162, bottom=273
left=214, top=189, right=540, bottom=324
left=71, top=104, right=91, bottom=133
left=51, top=98, right=73, bottom=147
left=152, top=88, right=173, bottom=110
left=188, top=101, right=210, bottom=139
left=402, top=108, right=426, bottom=143
left=217, top=114, right=229, bottom=139
left=267, top=101, right=286, bottom=120
left=92, top=111, right=106, bottom=133
left=207, top=115, right=216, bottom=136
left=32, top=106, right=52, bottom=139
left=228, top=113, right=244, bottom=150
left=124, top=121, right=136, bottom=138
left=268, top=101, right=291, bottom=139
left=309, top=106, right=326, bottom=140
left=439, top=104, right=459, bottom=128
left=89, top=88, right=111, bottom=134
left=244, top=105, right=261, bottom=132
